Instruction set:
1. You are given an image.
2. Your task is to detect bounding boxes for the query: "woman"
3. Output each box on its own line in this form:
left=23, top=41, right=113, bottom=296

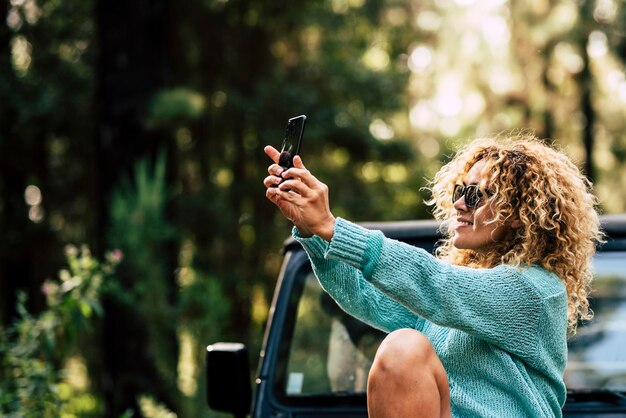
left=263, top=134, right=603, bottom=418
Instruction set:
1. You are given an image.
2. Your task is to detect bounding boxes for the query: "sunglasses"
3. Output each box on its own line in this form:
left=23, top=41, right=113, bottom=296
left=452, top=184, right=489, bottom=209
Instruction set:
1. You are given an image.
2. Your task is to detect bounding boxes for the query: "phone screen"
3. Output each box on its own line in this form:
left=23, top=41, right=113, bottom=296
left=278, top=115, right=306, bottom=169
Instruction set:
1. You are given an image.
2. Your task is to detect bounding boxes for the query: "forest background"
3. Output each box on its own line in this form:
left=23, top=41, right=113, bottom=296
left=1, top=0, right=626, bottom=417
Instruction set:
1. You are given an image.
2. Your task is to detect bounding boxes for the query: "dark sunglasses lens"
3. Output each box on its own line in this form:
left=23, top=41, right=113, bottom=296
left=453, top=185, right=484, bottom=208
left=465, top=186, right=482, bottom=208
left=453, top=185, right=463, bottom=203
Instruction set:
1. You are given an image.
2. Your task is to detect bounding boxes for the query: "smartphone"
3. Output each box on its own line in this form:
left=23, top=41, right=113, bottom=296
left=278, top=115, right=306, bottom=169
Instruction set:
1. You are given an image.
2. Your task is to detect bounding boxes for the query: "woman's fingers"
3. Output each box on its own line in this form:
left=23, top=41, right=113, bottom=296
left=266, top=186, right=280, bottom=202
left=282, top=169, right=316, bottom=190
left=292, top=155, right=305, bottom=169
left=278, top=178, right=308, bottom=196
left=267, top=163, right=284, bottom=177
left=281, top=157, right=319, bottom=189
left=263, top=175, right=283, bottom=188
left=264, top=145, right=281, bottom=164
left=265, top=152, right=323, bottom=201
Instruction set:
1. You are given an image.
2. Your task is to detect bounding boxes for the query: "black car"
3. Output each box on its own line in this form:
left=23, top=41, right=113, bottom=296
left=208, top=214, right=626, bottom=417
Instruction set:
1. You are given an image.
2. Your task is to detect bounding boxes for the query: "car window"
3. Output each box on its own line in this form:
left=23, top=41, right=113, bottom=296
left=284, top=273, right=384, bottom=396
left=565, top=251, right=626, bottom=390
left=281, top=250, right=626, bottom=397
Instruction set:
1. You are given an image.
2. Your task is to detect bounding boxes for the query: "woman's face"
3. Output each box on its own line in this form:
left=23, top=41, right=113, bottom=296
left=452, top=159, right=518, bottom=252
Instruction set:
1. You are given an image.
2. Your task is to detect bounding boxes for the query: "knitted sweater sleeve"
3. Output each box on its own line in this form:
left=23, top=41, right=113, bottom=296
left=321, top=218, right=566, bottom=359
left=294, top=228, right=427, bottom=333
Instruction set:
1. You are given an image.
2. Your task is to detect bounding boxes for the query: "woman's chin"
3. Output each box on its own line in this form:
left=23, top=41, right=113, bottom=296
left=452, top=236, right=466, bottom=249
left=452, top=234, right=476, bottom=250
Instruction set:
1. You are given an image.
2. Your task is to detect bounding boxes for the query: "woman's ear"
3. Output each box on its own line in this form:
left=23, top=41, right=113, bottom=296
left=510, top=216, right=522, bottom=229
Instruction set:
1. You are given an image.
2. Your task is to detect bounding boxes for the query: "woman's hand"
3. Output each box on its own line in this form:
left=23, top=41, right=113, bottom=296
left=263, top=145, right=336, bottom=241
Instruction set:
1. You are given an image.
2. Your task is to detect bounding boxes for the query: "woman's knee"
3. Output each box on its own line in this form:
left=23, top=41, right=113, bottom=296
left=368, top=329, right=450, bottom=417
left=375, top=329, right=436, bottom=366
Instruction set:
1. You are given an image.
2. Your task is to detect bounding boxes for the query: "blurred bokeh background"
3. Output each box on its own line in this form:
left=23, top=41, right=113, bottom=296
left=1, top=0, right=625, bottom=416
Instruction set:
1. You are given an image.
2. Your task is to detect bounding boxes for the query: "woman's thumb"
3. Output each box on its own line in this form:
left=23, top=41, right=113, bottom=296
left=293, top=155, right=306, bottom=169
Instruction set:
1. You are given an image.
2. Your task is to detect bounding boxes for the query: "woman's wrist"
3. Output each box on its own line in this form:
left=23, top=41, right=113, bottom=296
left=296, top=228, right=313, bottom=238
left=294, top=224, right=313, bottom=238
left=315, top=215, right=336, bottom=242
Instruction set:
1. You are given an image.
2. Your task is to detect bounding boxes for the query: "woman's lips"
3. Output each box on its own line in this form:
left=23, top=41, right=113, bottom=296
left=456, top=219, right=473, bottom=229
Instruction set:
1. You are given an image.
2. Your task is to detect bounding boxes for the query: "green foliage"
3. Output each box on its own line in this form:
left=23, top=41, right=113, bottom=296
left=109, top=150, right=175, bottom=253
left=0, top=245, right=121, bottom=417
left=107, top=150, right=178, bottom=391
left=176, top=273, right=231, bottom=417
left=137, top=394, right=177, bottom=418
left=148, top=88, right=207, bottom=128
left=106, top=150, right=234, bottom=417
left=178, top=273, right=230, bottom=341
left=0, top=0, right=97, bottom=245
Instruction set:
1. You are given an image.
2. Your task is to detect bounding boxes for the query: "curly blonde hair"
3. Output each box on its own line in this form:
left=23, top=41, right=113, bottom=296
left=427, top=133, right=604, bottom=331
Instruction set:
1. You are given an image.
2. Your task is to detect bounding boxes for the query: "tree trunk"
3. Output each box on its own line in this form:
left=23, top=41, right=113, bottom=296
left=94, top=0, right=176, bottom=415
left=580, top=45, right=595, bottom=182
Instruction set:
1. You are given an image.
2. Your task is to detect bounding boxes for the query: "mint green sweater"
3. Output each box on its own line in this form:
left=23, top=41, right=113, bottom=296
left=294, top=218, right=568, bottom=418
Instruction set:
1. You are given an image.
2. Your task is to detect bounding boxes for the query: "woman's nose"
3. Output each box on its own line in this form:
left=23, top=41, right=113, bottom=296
left=453, top=195, right=468, bottom=211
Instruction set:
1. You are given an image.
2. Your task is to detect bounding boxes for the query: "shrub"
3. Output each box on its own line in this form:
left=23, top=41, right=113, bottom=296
left=0, top=245, right=121, bottom=417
